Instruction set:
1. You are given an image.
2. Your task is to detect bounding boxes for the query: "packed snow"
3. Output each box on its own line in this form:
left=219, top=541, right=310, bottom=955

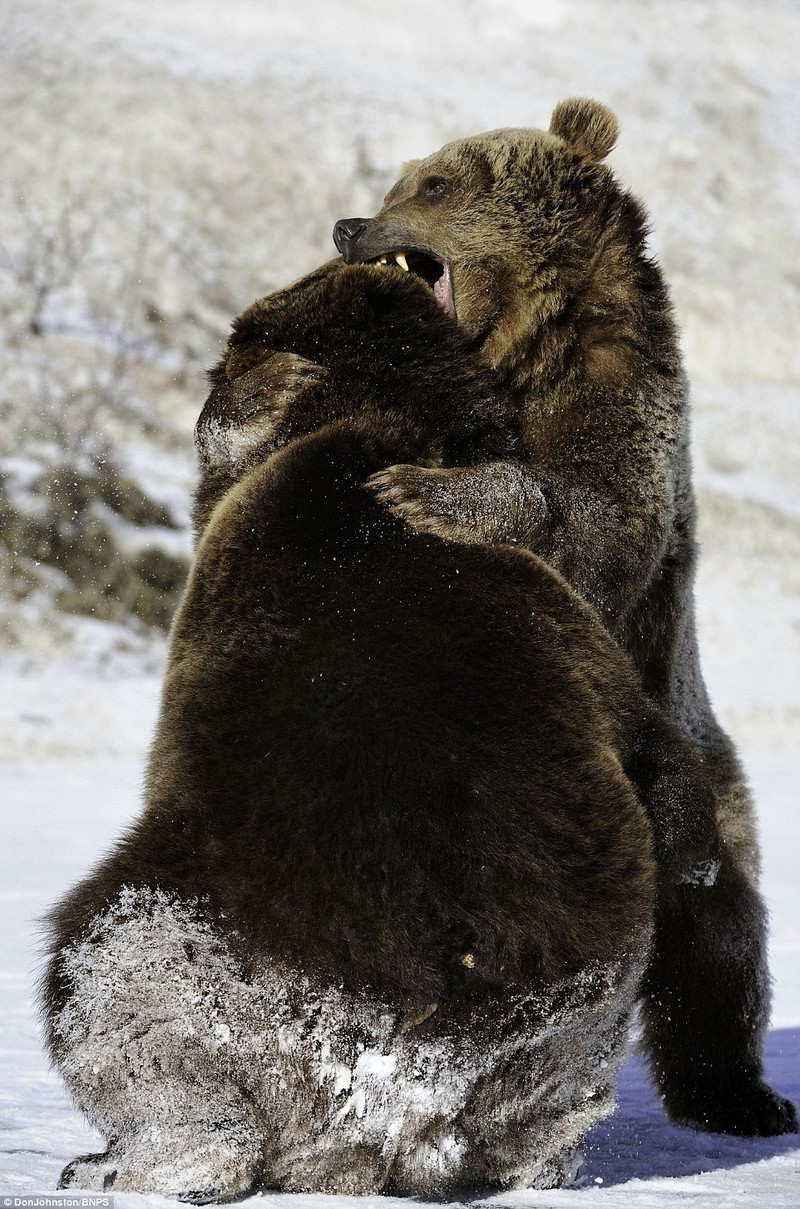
left=1, top=0, right=798, bottom=1205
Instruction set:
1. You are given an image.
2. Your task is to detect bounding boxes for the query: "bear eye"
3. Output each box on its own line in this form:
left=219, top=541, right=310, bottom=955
left=418, top=175, right=451, bottom=201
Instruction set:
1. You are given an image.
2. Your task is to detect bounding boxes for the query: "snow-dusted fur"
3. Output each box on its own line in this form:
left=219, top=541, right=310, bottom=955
left=53, top=888, right=648, bottom=1199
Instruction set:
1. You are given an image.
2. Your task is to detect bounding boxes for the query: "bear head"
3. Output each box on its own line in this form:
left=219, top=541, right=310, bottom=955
left=332, top=99, right=647, bottom=373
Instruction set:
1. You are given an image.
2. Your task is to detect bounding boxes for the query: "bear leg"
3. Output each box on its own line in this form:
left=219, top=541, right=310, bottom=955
left=48, top=890, right=268, bottom=1198
left=640, top=849, right=798, bottom=1136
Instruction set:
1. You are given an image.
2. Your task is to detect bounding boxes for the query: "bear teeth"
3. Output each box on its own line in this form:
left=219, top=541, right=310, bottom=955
left=377, top=252, right=410, bottom=271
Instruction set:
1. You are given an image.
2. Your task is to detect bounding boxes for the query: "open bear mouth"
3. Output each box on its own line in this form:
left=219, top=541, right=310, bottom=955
left=370, top=250, right=455, bottom=319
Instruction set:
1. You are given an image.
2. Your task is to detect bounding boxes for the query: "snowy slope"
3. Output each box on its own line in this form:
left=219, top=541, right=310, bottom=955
left=1, top=0, right=799, bottom=1204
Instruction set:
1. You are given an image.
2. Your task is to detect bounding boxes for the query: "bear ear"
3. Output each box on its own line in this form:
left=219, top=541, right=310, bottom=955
left=549, top=97, right=618, bottom=162
left=400, top=157, right=421, bottom=176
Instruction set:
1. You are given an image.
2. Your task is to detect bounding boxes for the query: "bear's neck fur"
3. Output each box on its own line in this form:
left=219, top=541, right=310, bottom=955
left=483, top=187, right=681, bottom=407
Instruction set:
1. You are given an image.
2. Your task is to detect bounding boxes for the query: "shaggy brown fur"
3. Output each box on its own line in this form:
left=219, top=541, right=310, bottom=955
left=42, top=265, right=721, bottom=1199
left=331, top=98, right=798, bottom=1139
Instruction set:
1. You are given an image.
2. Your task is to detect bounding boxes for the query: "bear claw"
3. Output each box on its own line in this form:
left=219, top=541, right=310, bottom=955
left=366, top=464, right=482, bottom=543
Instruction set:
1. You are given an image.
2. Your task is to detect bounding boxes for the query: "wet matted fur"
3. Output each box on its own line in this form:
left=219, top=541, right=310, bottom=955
left=43, top=265, right=719, bottom=1199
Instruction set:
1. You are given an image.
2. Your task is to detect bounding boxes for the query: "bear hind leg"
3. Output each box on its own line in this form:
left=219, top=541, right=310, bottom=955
left=641, top=850, right=798, bottom=1136
left=48, top=890, right=269, bottom=1198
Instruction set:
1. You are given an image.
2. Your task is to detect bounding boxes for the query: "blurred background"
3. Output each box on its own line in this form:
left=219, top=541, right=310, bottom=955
left=0, top=0, right=798, bottom=724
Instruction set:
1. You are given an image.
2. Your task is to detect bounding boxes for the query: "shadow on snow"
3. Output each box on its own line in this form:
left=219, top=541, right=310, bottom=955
left=581, top=1026, right=800, bottom=1187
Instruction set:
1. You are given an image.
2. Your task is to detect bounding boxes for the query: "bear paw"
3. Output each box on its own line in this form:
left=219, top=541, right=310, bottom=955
left=198, top=351, right=326, bottom=472
left=57, top=1121, right=261, bottom=1202
left=367, top=464, right=461, bottom=538
left=58, top=1150, right=119, bottom=1193
left=366, top=462, right=547, bottom=547
left=684, top=1081, right=799, bottom=1137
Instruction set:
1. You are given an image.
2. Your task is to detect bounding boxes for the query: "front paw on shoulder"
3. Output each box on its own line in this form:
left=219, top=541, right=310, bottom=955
left=365, top=464, right=479, bottom=543
left=222, top=350, right=327, bottom=427
left=198, top=352, right=326, bottom=470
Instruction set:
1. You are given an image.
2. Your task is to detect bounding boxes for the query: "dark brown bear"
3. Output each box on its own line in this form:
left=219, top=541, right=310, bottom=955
left=333, top=98, right=798, bottom=1140
left=43, top=263, right=718, bottom=1200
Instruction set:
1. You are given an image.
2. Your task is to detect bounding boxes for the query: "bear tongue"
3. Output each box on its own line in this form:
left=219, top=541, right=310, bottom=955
left=433, top=263, right=455, bottom=319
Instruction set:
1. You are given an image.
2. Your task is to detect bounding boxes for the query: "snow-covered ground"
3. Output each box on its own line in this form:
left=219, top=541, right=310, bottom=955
left=1, top=0, right=798, bottom=1204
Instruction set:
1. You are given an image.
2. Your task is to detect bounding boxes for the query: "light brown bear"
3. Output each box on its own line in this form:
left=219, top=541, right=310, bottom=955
left=333, top=98, right=797, bottom=1138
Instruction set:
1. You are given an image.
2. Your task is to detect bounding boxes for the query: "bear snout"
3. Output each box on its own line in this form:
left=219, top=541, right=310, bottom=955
left=333, top=217, right=369, bottom=260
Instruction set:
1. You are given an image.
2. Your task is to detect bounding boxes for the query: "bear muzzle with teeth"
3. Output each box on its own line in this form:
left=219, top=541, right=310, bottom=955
left=333, top=221, right=455, bottom=318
